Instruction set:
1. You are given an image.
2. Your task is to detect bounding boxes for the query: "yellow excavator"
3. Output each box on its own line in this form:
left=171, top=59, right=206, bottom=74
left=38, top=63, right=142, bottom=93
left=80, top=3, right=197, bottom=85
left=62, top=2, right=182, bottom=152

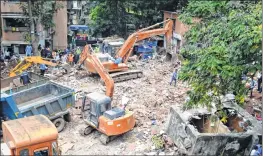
left=9, top=56, right=70, bottom=77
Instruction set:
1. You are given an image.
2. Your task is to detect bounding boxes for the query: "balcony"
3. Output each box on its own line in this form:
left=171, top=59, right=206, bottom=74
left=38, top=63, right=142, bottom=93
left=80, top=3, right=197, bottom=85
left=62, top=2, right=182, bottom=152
left=4, top=27, right=29, bottom=32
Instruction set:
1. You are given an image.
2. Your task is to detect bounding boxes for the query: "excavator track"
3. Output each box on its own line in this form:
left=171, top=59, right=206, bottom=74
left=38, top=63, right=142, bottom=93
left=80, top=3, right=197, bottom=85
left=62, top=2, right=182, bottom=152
left=109, top=70, right=143, bottom=83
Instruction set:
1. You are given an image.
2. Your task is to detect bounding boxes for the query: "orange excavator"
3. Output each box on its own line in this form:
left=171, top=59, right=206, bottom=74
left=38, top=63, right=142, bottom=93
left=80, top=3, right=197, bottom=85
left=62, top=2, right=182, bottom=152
left=79, top=45, right=135, bottom=144
left=78, top=19, right=174, bottom=82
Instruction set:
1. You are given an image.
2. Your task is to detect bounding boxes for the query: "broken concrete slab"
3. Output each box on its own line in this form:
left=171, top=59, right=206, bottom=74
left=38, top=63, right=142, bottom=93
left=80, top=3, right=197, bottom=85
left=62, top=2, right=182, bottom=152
left=166, top=106, right=260, bottom=155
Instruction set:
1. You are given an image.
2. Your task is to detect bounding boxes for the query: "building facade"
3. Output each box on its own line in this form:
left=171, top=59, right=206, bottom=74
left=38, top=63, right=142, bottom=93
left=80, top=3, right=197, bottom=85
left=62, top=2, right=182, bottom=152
left=0, top=0, right=67, bottom=56
left=163, top=10, right=201, bottom=52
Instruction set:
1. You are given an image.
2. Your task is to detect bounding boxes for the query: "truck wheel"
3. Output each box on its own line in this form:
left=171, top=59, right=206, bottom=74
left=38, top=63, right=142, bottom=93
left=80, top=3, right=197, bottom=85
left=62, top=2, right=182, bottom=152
left=64, top=113, right=72, bottom=122
left=52, top=118, right=65, bottom=132
left=100, top=134, right=110, bottom=145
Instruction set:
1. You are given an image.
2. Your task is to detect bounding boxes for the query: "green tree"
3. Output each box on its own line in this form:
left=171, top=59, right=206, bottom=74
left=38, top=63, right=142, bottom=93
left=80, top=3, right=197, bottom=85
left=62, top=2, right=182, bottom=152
left=89, top=0, right=127, bottom=37
left=19, top=1, right=64, bottom=55
left=89, top=0, right=187, bottom=38
left=179, top=1, right=262, bottom=109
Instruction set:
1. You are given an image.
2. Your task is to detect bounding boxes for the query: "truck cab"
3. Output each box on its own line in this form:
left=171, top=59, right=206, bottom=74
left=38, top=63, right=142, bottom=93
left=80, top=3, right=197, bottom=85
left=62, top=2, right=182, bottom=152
left=1, top=115, right=59, bottom=156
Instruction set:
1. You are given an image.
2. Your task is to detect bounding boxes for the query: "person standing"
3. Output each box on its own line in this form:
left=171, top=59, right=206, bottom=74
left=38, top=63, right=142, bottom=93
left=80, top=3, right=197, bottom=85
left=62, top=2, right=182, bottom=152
left=39, top=64, right=48, bottom=76
left=55, top=53, right=60, bottom=63
left=25, top=44, right=32, bottom=57
left=61, top=53, right=68, bottom=64
left=257, top=72, right=262, bottom=93
left=170, top=68, right=178, bottom=86
left=249, top=77, right=257, bottom=98
left=74, top=47, right=81, bottom=64
left=5, top=49, right=10, bottom=60
left=250, top=145, right=260, bottom=156
left=68, top=52, right=74, bottom=66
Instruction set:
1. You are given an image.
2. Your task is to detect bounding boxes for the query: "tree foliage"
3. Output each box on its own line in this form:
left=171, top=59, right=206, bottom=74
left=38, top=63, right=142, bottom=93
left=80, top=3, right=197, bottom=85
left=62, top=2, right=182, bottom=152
left=89, top=0, right=187, bottom=37
left=19, top=1, right=63, bottom=55
left=179, top=1, right=262, bottom=109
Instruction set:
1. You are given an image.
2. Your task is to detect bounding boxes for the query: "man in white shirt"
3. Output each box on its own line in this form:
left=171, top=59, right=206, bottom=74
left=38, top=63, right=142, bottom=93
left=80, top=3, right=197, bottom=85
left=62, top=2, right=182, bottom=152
left=251, top=145, right=260, bottom=156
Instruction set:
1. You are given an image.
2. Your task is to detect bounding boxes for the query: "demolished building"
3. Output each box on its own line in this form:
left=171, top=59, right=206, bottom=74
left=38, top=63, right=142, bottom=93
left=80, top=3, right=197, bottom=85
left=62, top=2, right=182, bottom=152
left=166, top=94, right=262, bottom=155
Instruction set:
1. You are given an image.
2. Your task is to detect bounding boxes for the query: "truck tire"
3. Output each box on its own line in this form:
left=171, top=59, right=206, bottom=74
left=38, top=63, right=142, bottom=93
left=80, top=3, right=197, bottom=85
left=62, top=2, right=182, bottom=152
left=52, top=118, right=65, bottom=132
left=64, top=113, right=72, bottom=122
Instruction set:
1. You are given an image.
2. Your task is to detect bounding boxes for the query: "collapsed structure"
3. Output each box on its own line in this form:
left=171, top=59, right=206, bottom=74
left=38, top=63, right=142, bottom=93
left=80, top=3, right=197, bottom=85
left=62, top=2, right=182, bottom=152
left=166, top=94, right=262, bottom=155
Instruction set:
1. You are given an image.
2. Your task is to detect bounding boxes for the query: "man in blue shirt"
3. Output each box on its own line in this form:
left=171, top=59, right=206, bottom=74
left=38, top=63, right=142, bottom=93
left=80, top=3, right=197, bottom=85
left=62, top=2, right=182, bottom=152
left=40, top=64, right=48, bottom=76
left=256, top=144, right=262, bottom=156
left=170, top=68, right=178, bottom=86
left=25, top=44, right=32, bottom=56
left=20, top=71, right=31, bottom=85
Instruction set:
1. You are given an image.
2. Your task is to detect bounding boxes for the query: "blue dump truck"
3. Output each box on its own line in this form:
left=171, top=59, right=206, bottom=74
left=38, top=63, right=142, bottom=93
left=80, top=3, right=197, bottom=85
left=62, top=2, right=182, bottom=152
left=0, top=73, right=75, bottom=134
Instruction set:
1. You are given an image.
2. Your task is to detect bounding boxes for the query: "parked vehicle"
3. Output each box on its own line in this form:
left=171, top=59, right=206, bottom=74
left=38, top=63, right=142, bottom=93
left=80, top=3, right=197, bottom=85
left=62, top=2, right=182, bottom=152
left=0, top=82, right=75, bottom=134
left=1, top=115, right=60, bottom=156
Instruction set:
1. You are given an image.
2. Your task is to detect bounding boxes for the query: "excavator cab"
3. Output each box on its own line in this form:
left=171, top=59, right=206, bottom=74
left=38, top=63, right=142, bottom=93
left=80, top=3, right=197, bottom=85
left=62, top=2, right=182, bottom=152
left=82, top=92, right=112, bottom=127
left=81, top=92, right=135, bottom=144
left=1, top=115, right=60, bottom=156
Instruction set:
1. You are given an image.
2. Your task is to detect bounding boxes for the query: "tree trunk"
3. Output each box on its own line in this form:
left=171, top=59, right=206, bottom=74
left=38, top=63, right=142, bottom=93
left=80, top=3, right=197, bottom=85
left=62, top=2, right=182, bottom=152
left=32, top=20, right=41, bottom=56
left=28, top=0, right=37, bottom=55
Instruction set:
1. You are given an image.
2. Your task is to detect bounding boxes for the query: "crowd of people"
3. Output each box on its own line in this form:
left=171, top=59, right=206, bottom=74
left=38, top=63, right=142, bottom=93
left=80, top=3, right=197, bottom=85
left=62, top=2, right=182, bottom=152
left=36, top=44, right=83, bottom=76
left=38, top=44, right=82, bottom=66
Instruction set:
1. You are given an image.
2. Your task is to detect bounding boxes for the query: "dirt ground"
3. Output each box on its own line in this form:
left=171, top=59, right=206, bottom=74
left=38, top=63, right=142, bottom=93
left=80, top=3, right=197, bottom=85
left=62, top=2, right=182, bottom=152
left=54, top=58, right=189, bottom=155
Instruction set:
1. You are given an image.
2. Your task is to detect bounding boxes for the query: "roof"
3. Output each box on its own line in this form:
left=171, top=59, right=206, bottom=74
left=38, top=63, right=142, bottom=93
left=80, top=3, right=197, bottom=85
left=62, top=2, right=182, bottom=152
left=87, top=92, right=111, bottom=105
left=2, top=115, right=58, bottom=149
left=162, top=10, right=182, bottom=14
left=69, top=25, right=88, bottom=31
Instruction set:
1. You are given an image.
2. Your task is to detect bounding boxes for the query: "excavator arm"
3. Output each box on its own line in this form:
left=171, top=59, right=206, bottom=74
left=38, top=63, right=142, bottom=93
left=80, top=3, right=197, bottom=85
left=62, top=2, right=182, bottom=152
left=9, top=56, right=57, bottom=77
left=80, top=45, right=114, bottom=97
left=116, top=19, right=174, bottom=63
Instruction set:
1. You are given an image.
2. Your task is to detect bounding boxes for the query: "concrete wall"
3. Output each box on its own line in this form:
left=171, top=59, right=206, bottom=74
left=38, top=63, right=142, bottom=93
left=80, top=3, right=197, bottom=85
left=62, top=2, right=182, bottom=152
left=52, top=1, right=68, bottom=50
left=166, top=106, right=259, bottom=155
left=2, top=31, right=24, bottom=41
left=1, top=1, right=23, bottom=13
left=163, top=12, right=189, bottom=38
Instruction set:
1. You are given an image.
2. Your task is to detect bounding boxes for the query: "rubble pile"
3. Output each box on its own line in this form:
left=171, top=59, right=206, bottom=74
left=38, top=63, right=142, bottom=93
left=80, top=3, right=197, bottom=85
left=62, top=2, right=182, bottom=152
left=112, top=60, right=189, bottom=130
left=54, top=58, right=190, bottom=155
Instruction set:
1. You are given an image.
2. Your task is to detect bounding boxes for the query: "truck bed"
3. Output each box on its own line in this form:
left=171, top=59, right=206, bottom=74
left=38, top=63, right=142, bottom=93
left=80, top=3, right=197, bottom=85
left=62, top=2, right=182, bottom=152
left=1, top=72, right=49, bottom=94
left=18, top=94, right=54, bottom=109
left=7, top=82, right=75, bottom=118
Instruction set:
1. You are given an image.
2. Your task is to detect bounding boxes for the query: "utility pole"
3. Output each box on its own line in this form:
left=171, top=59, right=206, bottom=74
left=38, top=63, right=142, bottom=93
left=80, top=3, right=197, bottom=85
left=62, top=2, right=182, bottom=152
left=28, top=0, right=35, bottom=54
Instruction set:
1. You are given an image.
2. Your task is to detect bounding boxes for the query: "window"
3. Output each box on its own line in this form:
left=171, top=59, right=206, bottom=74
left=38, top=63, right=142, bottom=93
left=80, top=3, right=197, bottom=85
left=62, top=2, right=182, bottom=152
left=7, top=0, right=20, bottom=2
left=19, top=149, right=29, bottom=156
left=52, top=142, right=58, bottom=156
left=33, top=147, right=49, bottom=156
left=4, top=18, right=27, bottom=27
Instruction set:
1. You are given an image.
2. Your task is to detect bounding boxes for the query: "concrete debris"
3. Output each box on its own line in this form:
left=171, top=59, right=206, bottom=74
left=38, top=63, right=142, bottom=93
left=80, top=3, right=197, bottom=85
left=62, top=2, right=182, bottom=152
left=166, top=105, right=260, bottom=156
left=53, top=56, right=189, bottom=155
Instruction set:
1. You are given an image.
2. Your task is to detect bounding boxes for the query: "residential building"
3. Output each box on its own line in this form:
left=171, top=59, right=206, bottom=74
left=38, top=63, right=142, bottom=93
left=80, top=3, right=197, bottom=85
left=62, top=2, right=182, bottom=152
left=1, top=1, right=29, bottom=55
left=163, top=10, right=201, bottom=52
left=0, top=0, right=67, bottom=56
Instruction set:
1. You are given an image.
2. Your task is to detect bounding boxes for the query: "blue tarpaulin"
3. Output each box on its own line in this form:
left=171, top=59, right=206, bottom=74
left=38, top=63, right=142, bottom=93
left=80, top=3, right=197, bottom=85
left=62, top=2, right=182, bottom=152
left=69, top=25, right=89, bottom=31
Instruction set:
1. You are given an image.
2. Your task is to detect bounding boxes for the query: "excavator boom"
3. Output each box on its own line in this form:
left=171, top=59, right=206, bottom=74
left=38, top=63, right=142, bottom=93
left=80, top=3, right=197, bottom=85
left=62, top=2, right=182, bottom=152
left=116, top=19, right=174, bottom=63
left=9, top=56, right=57, bottom=77
left=77, top=19, right=174, bottom=83
left=80, top=45, right=114, bottom=97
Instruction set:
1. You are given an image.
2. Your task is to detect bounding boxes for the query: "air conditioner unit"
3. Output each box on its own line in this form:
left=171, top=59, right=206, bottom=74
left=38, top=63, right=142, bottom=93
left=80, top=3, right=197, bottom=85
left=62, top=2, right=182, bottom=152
left=72, top=1, right=80, bottom=10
